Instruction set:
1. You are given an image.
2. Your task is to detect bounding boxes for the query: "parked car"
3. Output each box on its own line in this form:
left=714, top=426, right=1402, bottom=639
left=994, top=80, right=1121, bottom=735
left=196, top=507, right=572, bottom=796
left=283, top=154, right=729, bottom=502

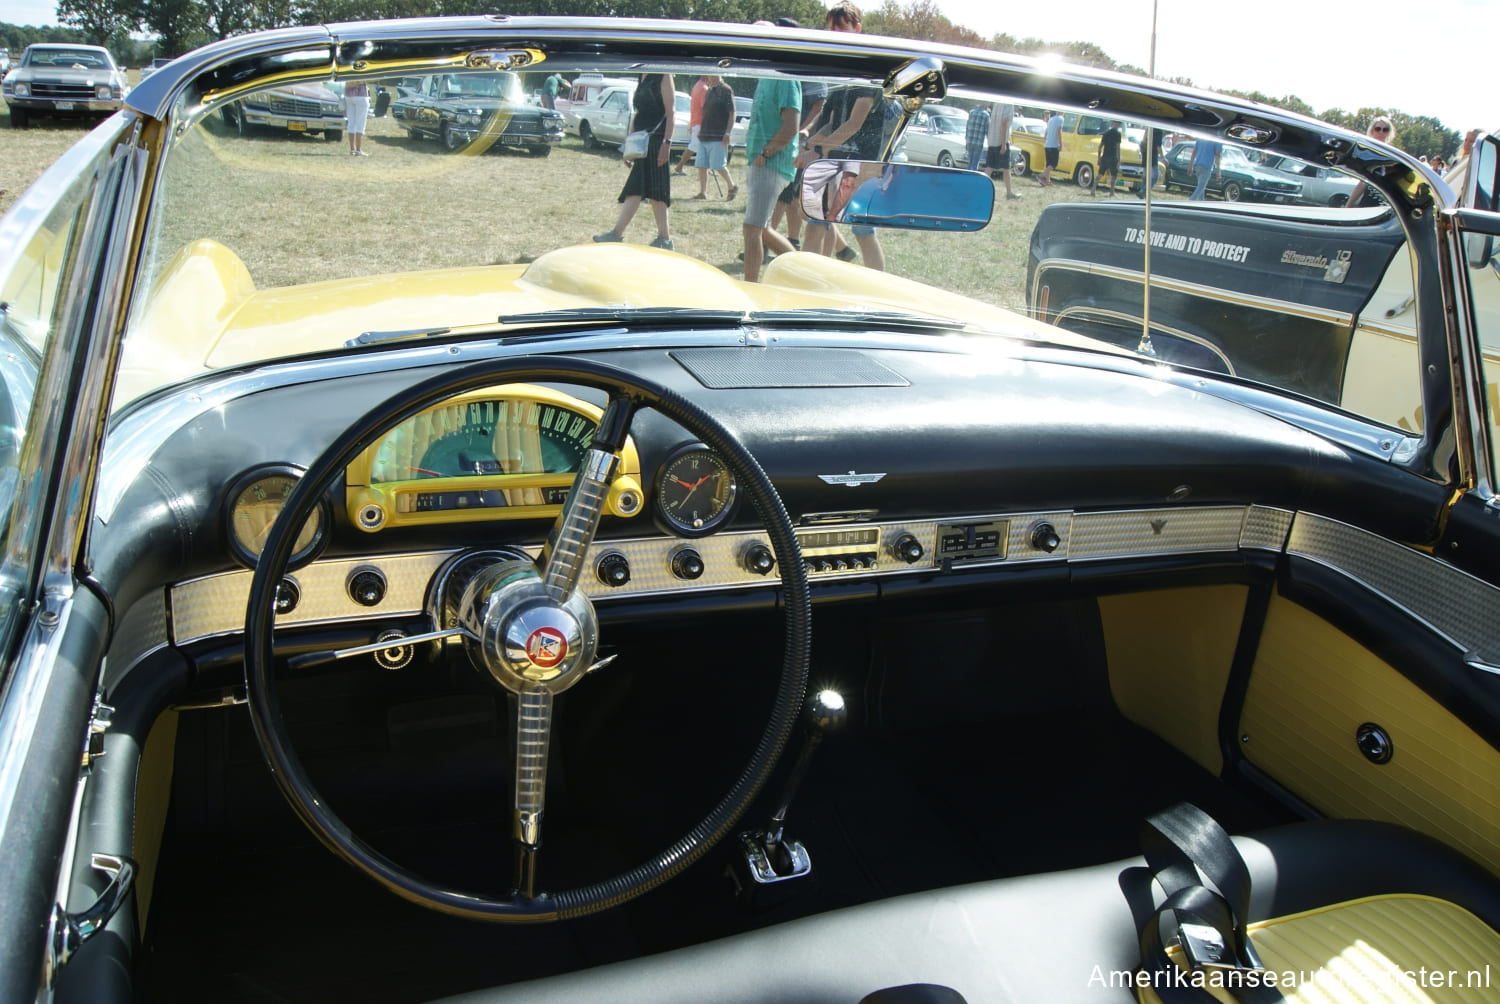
left=138, top=57, right=173, bottom=81
left=571, top=82, right=635, bottom=150
left=221, top=80, right=346, bottom=141
left=900, top=106, right=969, bottom=167
left=390, top=71, right=563, bottom=155
left=1010, top=111, right=1144, bottom=188
left=559, top=72, right=635, bottom=135
left=1, top=43, right=128, bottom=128
left=0, top=48, right=11, bottom=75
left=570, top=82, right=689, bottom=152
left=1261, top=153, right=1360, bottom=206
left=1161, top=141, right=1303, bottom=202
left=7, top=18, right=1500, bottom=1004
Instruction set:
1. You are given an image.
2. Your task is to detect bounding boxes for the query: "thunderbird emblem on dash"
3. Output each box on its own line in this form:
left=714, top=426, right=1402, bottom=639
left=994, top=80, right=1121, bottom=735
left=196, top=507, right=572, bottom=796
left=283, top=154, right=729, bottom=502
left=819, top=471, right=887, bottom=487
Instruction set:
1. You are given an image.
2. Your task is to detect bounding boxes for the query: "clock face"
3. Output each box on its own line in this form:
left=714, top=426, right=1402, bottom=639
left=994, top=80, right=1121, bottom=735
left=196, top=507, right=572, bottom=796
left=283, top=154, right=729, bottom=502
left=654, top=446, right=737, bottom=537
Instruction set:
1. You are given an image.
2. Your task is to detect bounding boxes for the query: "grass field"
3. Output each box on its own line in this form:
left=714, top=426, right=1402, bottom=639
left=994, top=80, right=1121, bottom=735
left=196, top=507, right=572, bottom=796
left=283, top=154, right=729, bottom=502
left=3, top=86, right=1183, bottom=314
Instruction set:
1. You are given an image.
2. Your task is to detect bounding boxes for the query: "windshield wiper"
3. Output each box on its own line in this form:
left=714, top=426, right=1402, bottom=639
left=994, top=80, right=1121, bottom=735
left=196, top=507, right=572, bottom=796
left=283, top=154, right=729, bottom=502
left=749, top=309, right=968, bottom=331
left=497, top=306, right=748, bottom=329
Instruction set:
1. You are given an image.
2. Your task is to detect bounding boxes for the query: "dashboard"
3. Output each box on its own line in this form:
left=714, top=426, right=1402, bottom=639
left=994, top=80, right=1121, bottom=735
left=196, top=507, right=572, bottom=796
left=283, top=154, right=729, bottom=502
left=92, top=335, right=1434, bottom=674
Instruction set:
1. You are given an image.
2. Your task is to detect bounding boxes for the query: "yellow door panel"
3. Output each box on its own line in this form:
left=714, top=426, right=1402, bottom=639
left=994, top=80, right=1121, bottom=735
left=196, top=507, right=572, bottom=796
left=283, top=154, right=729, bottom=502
left=1099, top=584, right=1247, bottom=775
left=1240, top=593, right=1500, bottom=877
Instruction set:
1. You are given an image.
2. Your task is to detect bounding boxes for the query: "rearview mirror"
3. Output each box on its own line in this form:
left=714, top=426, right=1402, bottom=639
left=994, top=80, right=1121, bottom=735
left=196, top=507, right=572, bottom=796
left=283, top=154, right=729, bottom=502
left=800, top=160, right=994, bottom=232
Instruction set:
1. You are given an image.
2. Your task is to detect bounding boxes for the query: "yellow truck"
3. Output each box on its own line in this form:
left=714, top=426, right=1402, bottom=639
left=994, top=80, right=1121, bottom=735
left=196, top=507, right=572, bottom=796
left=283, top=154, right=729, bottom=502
left=1010, top=112, right=1144, bottom=189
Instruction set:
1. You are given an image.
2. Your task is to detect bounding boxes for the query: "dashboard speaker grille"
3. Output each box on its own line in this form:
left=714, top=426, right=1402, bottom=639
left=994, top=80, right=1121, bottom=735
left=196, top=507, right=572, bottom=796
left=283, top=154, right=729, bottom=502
left=671, top=348, right=909, bottom=389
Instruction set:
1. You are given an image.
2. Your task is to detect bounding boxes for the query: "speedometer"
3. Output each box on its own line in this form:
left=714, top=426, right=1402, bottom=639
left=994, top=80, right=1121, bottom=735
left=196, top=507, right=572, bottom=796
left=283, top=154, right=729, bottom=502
left=225, top=465, right=330, bottom=569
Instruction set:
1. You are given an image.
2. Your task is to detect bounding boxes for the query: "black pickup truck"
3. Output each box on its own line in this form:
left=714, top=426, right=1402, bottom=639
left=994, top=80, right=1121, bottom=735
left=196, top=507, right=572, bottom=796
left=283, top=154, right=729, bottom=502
left=1027, top=199, right=1412, bottom=409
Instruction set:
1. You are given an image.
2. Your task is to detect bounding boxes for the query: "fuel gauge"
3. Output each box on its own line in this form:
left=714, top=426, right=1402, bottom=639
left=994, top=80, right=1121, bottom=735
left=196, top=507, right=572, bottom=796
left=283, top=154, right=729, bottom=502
left=654, top=445, right=738, bottom=537
left=225, top=465, right=331, bottom=569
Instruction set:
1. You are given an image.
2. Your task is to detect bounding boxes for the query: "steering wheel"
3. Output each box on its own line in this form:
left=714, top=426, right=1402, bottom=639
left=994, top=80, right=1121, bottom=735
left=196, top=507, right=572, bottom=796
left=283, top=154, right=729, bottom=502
left=244, top=356, right=810, bottom=921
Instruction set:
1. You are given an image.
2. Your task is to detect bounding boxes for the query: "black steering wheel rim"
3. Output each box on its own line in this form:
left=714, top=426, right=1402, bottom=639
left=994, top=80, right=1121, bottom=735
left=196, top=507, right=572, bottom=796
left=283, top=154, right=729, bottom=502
left=244, top=355, right=811, bottom=921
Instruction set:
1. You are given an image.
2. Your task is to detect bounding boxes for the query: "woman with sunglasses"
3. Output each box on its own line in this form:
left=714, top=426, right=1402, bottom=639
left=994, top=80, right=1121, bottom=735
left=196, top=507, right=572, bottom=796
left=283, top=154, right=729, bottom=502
left=1345, top=117, right=1396, bottom=209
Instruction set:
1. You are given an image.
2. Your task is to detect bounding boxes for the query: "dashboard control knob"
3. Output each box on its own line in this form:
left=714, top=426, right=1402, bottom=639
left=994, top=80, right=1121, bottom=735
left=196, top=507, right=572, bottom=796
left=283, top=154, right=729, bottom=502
left=816, top=559, right=835, bottom=573
left=1030, top=521, right=1061, bottom=553
left=671, top=548, right=704, bottom=580
left=894, top=533, right=925, bottom=564
left=743, top=543, right=776, bottom=575
left=596, top=552, right=632, bottom=587
left=274, top=577, right=300, bottom=615
left=347, top=568, right=387, bottom=607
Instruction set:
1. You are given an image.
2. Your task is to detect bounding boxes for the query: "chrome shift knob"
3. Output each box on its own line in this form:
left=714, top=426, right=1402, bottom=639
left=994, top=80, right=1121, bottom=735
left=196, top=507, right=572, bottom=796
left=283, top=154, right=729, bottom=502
left=806, top=689, right=847, bottom=734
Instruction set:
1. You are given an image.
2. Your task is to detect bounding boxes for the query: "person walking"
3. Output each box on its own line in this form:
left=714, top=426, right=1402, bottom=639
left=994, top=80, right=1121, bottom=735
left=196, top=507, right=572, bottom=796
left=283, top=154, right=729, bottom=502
left=1089, top=119, right=1121, bottom=195
left=1190, top=138, right=1221, bottom=200
left=1039, top=110, right=1062, bottom=187
left=797, top=0, right=883, bottom=269
left=593, top=72, right=677, bottom=249
left=989, top=101, right=1018, bottom=200
left=345, top=80, right=369, bottom=156
left=673, top=75, right=709, bottom=176
left=741, top=72, right=801, bottom=281
left=692, top=74, right=736, bottom=201
left=965, top=103, right=989, bottom=172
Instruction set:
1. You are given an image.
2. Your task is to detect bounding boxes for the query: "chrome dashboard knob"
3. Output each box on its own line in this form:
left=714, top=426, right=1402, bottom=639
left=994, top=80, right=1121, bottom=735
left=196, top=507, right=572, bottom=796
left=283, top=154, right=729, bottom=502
left=894, top=533, right=925, bottom=563
left=671, top=548, right=704, bottom=580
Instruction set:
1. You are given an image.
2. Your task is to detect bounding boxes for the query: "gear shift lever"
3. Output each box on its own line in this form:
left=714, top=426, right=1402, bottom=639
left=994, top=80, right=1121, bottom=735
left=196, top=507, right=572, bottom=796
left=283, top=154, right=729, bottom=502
left=737, top=688, right=847, bottom=885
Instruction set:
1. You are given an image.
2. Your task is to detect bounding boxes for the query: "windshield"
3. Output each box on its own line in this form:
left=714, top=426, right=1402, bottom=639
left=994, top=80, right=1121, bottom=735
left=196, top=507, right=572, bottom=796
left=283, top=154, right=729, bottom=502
left=27, top=47, right=111, bottom=68
left=118, top=53, right=1434, bottom=442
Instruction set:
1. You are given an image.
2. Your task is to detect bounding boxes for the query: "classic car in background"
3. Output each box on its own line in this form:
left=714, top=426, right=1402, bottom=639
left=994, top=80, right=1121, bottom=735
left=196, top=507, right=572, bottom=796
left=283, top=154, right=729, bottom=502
left=222, top=80, right=346, bottom=141
left=391, top=71, right=563, bottom=154
left=1162, top=140, right=1303, bottom=202
left=1262, top=153, right=1361, bottom=206
left=138, top=57, right=173, bottom=81
left=1010, top=110, right=1144, bottom=188
left=899, top=105, right=970, bottom=167
left=1, top=42, right=128, bottom=128
left=6, top=15, right=1500, bottom=1004
left=559, top=72, right=634, bottom=135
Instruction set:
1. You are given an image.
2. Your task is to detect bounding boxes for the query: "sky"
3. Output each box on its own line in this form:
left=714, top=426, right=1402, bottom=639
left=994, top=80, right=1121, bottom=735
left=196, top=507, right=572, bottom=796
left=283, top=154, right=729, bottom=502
left=1, top=0, right=1491, bottom=134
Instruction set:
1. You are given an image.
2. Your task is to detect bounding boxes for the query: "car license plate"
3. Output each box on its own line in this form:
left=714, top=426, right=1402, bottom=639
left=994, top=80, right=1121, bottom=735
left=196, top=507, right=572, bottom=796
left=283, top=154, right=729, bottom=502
left=288, top=121, right=306, bottom=131
left=55, top=101, right=74, bottom=110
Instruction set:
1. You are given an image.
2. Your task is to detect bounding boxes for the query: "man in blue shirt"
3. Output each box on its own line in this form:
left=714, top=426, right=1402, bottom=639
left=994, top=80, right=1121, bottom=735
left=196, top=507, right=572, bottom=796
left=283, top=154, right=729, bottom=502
left=1039, top=110, right=1063, bottom=187
left=1191, top=139, right=1221, bottom=201
left=965, top=104, right=990, bottom=171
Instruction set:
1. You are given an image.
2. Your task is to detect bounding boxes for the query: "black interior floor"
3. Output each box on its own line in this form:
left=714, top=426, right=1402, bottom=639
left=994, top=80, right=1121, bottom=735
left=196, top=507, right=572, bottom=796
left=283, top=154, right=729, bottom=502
left=139, top=706, right=1290, bottom=1003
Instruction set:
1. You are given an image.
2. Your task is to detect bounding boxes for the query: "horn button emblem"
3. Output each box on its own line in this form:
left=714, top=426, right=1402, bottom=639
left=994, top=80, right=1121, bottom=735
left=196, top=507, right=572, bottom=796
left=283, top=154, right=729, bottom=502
left=526, top=626, right=568, bottom=669
left=455, top=559, right=598, bottom=693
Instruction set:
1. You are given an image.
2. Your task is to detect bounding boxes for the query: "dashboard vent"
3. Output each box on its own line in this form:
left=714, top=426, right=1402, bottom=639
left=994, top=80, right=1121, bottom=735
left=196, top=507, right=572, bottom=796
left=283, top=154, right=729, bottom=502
left=671, top=348, right=909, bottom=389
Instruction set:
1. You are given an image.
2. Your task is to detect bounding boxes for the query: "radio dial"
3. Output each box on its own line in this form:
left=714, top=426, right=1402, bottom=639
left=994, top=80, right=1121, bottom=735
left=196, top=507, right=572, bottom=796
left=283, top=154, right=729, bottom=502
left=894, top=533, right=925, bottom=564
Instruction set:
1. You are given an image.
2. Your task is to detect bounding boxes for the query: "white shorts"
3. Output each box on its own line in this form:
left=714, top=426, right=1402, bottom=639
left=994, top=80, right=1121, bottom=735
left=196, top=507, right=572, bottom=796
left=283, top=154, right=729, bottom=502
left=686, top=123, right=701, bottom=154
left=346, top=95, right=370, bottom=135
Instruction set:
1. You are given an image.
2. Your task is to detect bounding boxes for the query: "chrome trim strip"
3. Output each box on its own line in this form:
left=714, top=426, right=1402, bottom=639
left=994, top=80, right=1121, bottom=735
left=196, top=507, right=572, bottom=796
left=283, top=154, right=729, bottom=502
left=1287, top=512, right=1500, bottom=663
left=1051, top=305, right=1238, bottom=375
left=1070, top=506, right=1247, bottom=560
left=169, top=506, right=1282, bottom=646
left=1033, top=258, right=1355, bottom=329
left=1241, top=506, right=1294, bottom=552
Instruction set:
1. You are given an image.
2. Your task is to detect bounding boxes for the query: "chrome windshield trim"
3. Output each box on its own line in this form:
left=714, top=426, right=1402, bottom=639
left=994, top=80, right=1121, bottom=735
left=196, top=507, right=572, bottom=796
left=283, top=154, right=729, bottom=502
left=0, top=114, right=134, bottom=286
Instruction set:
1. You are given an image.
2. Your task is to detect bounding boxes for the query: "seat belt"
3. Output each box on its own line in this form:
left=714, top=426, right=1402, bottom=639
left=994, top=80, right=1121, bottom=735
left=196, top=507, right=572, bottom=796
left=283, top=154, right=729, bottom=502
left=1136, top=803, right=1282, bottom=1003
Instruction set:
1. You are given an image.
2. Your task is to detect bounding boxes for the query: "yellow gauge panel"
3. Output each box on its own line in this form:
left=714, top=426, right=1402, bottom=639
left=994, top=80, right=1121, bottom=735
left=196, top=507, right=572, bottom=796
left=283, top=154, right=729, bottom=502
left=344, top=383, right=642, bottom=532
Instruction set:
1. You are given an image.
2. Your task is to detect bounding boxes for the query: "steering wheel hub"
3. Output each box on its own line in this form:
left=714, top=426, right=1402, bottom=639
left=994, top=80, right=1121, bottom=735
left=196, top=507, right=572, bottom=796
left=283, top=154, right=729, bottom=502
left=457, top=558, right=598, bottom=692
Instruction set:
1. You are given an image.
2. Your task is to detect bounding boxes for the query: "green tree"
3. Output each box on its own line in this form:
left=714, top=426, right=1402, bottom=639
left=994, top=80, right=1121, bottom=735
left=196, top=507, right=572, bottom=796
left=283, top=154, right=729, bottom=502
left=57, top=0, right=137, bottom=44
